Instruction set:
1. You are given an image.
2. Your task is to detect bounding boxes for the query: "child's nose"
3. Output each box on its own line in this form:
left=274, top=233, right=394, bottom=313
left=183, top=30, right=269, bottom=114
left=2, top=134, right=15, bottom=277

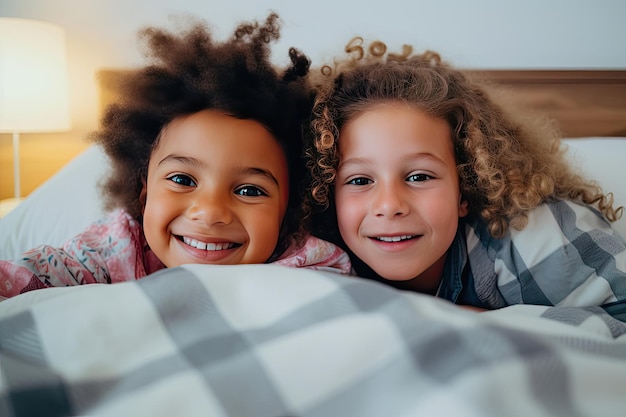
left=186, top=190, right=234, bottom=225
left=372, top=183, right=409, bottom=218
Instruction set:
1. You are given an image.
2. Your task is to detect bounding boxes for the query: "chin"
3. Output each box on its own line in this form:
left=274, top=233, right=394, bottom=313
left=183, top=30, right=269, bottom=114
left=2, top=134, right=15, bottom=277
left=369, top=264, right=416, bottom=281
left=378, top=272, right=415, bottom=282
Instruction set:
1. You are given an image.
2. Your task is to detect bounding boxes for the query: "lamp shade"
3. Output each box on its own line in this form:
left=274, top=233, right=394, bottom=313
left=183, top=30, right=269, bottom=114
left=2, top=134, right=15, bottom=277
left=0, top=18, right=71, bottom=132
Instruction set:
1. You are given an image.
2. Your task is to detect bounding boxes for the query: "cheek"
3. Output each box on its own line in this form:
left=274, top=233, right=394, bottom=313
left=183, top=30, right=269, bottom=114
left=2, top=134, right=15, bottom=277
left=335, top=191, right=361, bottom=235
left=246, top=215, right=282, bottom=262
left=263, top=219, right=282, bottom=244
left=424, top=193, right=462, bottom=233
left=143, top=186, right=167, bottom=220
left=142, top=182, right=179, bottom=236
left=142, top=195, right=165, bottom=244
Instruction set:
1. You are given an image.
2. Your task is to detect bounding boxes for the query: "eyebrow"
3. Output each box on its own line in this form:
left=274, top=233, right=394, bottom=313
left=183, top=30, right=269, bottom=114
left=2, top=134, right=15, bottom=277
left=337, top=156, right=368, bottom=170
left=159, top=154, right=205, bottom=168
left=339, top=152, right=446, bottom=169
left=242, top=167, right=280, bottom=185
left=158, top=154, right=280, bottom=185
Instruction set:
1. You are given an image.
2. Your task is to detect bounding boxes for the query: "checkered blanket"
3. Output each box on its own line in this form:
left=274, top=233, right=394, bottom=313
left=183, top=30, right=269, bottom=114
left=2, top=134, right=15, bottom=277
left=0, top=264, right=625, bottom=417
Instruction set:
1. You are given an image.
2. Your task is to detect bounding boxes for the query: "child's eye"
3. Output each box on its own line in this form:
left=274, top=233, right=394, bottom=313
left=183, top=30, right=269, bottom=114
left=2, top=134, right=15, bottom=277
left=167, top=174, right=196, bottom=187
left=347, top=177, right=372, bottom=186
left=235, top=185, right=267, bottom=197
left=406, top=173, right=432, bottom=182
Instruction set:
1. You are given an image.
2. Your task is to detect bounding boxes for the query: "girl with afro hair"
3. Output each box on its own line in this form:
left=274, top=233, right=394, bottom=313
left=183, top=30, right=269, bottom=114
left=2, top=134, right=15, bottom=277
left=0, top=13, right=350, bottom=298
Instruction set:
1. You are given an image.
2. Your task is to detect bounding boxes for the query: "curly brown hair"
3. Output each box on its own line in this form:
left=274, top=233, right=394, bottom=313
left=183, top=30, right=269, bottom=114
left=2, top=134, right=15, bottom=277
left=90, top=13, right=313, bottom=260
left=305, top=37, right=622, bottom=240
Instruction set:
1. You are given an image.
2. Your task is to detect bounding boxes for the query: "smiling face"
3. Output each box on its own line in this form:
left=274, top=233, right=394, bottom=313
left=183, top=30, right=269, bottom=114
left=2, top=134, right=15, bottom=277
left=335, top=102, right=468, bottom=293
left=142, top=109, right=289, bottom=267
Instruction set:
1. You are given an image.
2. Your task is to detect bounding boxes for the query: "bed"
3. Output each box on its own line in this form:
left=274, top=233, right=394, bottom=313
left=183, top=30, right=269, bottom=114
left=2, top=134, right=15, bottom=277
left=0, top=69, right=625, bottom=417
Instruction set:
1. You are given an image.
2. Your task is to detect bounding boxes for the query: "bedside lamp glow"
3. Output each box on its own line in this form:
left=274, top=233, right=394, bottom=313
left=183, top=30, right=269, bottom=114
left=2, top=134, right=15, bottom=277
left=0, top=18, right=71, bottom=201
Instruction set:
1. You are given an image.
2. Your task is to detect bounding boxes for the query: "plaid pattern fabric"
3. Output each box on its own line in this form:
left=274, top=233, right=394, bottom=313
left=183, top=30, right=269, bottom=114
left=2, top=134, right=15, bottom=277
left=462, top=199, right=626, bottom=308
left=0, top=264, right=625, bottom=417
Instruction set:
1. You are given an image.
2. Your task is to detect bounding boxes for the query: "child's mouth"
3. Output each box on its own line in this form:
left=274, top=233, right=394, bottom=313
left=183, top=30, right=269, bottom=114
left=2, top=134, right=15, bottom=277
left=179, top=236, right=241, bottom=251
left=373, top=235, right=417, bottom=242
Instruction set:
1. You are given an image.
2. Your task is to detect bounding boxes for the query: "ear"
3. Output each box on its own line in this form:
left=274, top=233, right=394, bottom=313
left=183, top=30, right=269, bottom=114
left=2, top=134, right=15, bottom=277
left=139, top=180, right=148, bottom=214
left=458, top=195, right=469, bottom=218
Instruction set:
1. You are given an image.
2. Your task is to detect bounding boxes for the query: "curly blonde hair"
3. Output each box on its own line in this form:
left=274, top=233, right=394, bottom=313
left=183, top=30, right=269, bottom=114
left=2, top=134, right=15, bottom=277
left=305, top=37, right=622, bottom=239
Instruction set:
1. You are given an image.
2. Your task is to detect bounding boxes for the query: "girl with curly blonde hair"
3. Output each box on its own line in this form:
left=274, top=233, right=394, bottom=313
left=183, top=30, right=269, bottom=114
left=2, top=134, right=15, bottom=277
left=305, top=37, right=626, bottom=312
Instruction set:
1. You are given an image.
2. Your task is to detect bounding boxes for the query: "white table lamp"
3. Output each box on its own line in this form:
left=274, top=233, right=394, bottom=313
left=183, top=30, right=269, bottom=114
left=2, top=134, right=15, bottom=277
left=0, top=18, right=71, bottom=202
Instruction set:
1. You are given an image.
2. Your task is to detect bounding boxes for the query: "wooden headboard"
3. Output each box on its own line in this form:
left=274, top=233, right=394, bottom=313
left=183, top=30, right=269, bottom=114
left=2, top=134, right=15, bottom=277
left=97, top=69, right=626, bottom=138
left=465, top=70, right=626, bottom=138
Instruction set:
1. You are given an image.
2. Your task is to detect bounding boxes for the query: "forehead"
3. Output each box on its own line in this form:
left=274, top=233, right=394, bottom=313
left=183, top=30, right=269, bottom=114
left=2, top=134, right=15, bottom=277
left=339, top=103, right=453, bottom=153
left=153, top=110, right=289, bottom=176
left=159, top=110, right=277, bottom=146
left=161, top=110, right=278, bottom=150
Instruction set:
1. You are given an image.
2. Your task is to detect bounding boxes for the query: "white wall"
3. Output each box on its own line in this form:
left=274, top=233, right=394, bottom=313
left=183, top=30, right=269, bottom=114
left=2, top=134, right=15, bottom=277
left=1, top=0, right=625, bottom=136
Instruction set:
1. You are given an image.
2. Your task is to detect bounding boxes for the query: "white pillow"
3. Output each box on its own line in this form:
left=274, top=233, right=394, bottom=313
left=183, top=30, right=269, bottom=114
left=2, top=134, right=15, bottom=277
left=562, top=138, right=626, bottom=238
left=0, top=146, right=107, bottom=260
left=0, top=139, right=625, bottom=261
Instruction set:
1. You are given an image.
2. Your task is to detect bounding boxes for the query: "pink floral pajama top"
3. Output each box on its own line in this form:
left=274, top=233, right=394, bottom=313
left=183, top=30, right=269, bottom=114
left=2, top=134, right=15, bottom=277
left=0, top=210, right=351, bottom=298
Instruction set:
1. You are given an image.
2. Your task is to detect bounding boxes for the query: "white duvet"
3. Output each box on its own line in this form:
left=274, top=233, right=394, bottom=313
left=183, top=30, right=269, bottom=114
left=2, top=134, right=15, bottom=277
left=0, top=264, right=624, bottom=417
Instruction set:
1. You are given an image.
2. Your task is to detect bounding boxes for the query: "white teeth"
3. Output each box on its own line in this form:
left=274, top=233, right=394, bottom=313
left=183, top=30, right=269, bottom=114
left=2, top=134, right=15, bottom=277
left=377, top=235, right=414, bottom=242
left=183, top=236, right=235, bottom=251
